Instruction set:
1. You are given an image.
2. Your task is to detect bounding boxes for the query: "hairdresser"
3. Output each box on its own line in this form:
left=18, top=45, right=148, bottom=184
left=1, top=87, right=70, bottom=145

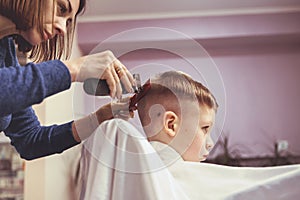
left=0, top=0, right=135, bottom=160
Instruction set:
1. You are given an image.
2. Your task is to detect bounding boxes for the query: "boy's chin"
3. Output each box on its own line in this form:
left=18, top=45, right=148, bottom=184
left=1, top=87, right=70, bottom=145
left=183, top=157, right=202, bottom=162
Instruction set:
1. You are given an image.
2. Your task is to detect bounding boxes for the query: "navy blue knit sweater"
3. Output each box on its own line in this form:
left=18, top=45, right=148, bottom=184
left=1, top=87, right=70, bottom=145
left=0, top=36, right=79, bottom=160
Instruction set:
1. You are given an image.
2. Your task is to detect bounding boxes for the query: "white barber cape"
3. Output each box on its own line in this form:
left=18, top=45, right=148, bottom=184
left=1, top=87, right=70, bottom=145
left=79, top=119, right=189, bottom=200
left=168, top=156, right=300, bottom=199
left=79, top=119, right=300, bottom=200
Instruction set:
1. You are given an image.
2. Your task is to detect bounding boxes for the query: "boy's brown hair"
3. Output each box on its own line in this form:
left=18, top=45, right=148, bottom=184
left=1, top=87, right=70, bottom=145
left=137, top=71, right=218, bottom=129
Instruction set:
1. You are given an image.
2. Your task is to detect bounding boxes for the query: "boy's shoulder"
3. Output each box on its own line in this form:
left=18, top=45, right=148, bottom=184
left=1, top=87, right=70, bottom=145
left=100, top=118, right=145, bottom=138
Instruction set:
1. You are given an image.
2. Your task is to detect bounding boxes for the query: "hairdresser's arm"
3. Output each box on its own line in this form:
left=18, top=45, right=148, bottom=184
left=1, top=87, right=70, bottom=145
left=0, top=60, right=71, bottom=117
left=62, top=50, right=135, bottom=99
left=72, top=103, right=118, bottom=142
left=72, top=100, right=133, bottom=142
left=5, top=107, right=79, bottom=160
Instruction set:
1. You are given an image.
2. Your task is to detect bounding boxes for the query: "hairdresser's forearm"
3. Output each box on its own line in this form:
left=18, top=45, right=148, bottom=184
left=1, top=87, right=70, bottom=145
left=72, top=103, right=114, bottom=142
left=62, top=57, right=82, bottom=82
left=5, top=107, right=79, bottom=160
left=0, top=60, right=71, bottom=117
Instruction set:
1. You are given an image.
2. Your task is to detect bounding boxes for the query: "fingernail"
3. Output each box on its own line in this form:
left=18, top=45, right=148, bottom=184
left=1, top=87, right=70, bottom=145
left=117, top=93, right=122, bottom=100
left=129, top=87, right=134, bottom=93
left=111, top=92, right=115, bottom=99
left=132, top=80, right=136, bottom=86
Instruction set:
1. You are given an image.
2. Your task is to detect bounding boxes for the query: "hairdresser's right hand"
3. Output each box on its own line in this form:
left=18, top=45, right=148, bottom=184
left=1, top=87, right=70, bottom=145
left=94, top=97, right=134, bottom=125
left=63, top=50, right=135, bottom=99
left=72, top=98, right=134, bottom=142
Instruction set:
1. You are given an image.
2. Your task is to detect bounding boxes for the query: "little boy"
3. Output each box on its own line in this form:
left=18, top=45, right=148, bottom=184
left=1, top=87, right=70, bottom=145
left=79, top=70, right=218, bottom=199
left=136, top=70, right=218, bottom=162
left=79, top=71, right=300, bottom=200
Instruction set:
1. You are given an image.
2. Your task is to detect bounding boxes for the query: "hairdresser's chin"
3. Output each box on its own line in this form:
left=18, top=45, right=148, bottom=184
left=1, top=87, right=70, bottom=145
left=20, top=28, right=46, bottom=46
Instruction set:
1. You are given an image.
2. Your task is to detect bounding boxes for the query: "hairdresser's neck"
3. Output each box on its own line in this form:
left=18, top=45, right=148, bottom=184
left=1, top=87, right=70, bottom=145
left=0, top=15, right=19, bottom=39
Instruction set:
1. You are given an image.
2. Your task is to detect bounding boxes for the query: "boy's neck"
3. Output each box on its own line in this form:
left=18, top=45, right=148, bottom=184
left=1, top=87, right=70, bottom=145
left=150, top=141, right=184, bottom=165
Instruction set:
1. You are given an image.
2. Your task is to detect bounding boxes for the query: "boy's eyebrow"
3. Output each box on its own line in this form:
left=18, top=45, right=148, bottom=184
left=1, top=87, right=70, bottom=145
left=201, top=122, right=212, bottom=126
left=200, top=119, right=213, bottom=126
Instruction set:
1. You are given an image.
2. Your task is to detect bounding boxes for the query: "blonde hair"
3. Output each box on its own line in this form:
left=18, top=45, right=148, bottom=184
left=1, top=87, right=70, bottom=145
left=0, top=0, right=86, bottom=62
left=137, top=71, right=218, bottom=126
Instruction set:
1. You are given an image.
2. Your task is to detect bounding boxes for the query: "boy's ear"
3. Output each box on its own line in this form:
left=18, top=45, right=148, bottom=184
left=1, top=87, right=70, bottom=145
left=163, top=111, right=179, bottom=137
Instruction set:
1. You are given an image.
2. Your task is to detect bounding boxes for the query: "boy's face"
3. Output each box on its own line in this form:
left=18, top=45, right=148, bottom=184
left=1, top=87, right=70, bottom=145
left=174, top=104, right=215, bottom=162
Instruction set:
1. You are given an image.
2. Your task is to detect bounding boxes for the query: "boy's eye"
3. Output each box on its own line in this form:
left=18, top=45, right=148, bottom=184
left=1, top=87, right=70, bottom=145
left=202, top=126, right=210, bottom=134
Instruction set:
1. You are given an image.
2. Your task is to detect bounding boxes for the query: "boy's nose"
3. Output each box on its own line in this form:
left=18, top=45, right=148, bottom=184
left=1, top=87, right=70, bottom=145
left=206, top=135, right=214, bottom=151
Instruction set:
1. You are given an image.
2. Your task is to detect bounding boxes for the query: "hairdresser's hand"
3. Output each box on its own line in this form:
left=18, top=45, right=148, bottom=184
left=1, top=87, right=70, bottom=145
left=96, top=97, right=134, bottom=122
left=113, top=97, right=135, bottom=120
left=72, top=98, right=134, bottom=142
left=63, top=50, right=135, bottom=99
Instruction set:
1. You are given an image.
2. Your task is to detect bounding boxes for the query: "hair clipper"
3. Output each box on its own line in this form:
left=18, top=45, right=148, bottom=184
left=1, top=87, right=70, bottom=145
left=83, top=74, right=142, bottom=96
left=83, top=74, right=150, bottom=110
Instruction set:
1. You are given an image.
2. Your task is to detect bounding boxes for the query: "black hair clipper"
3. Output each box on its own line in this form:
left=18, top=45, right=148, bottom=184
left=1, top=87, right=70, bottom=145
left=83, top=74, right=142, bottom=96
left=83, top=74, right=151, bottom=111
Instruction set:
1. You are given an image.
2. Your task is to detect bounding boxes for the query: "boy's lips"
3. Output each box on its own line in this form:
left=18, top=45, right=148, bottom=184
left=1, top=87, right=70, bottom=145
left=200, top=154, right=208, bottom=161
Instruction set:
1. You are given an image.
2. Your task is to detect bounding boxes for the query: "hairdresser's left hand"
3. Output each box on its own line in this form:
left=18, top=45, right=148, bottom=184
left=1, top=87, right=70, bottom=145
left=73, top=97, right=134, bottom=142
left=95, top=97, right=134, bottom=124
left=63, top=50, right=135, bottom=99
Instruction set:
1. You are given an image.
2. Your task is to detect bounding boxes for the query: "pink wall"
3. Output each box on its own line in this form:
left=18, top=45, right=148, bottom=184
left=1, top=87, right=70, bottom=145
left=211, top=45, right=300, bottom=158
left=76, top=12, right=300, bottom=159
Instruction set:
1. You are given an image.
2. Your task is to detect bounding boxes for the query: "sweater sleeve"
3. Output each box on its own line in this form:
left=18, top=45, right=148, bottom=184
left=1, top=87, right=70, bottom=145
left=4, top=107, right=80, bottom=160
left=0, top=60, right=71, bottom=117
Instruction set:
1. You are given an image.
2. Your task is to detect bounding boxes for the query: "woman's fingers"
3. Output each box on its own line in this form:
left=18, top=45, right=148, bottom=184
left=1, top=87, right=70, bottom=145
left=104, top=69, right=117, bottom=98
left=104, top=62, right=123, bottom=99
left=119, top=61, right=135, bottom=86
left=109, top=64, right=122, bottom=99
left=111, top=97, right=134, bottom=120
left=73, top=50, right=134, bottom=99
left=114, top=59, right=134, bottom=93
left=104, top=59, right=134, bottom=99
